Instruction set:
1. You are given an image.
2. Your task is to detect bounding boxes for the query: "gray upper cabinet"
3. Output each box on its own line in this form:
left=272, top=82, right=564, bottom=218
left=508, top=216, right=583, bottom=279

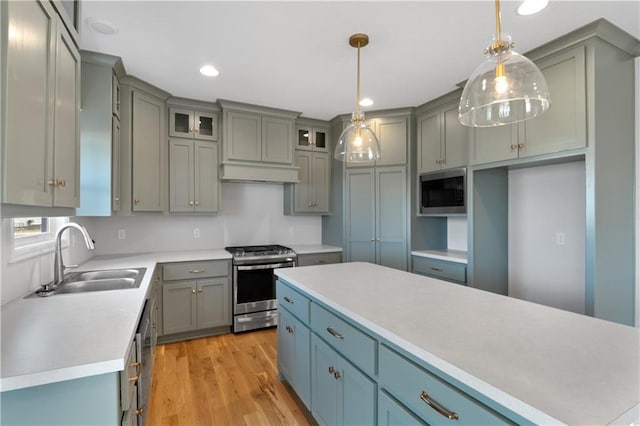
left=296, top=124, right=329, bottom=152
left=77, top=51, right=124, bottom=216
left=2, top=0, right=80, bottom=212
left=346, top=115, right=408, bottom=168
left=284, top=151, right=330, bottom=214
left=417, top=95, right=469, bottom=173
left=345, top=167, right=408, bottom=270
left=470, top=45, right=587, bottom=165
left=169, top=107, right=218, bottom=141
left=219, top=99, right=301, bottom=182
left=169, top=139, right=219, bottom=213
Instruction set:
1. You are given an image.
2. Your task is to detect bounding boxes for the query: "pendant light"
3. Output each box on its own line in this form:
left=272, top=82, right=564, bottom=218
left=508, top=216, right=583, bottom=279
left=458, top=0, right=551, bottom=127
left=335, top=34, right=381, bottom=162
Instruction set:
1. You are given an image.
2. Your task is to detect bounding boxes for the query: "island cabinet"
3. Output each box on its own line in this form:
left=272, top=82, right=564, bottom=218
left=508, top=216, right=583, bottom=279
left=219, top=99, right=301, bottom=183
left=1, top=0, right=80, bottom=216
left=76, top=51, right=125, bottom=216
left=416, top=92, right=469, bottom=173
left=159, top=260, right=231, bottom=341
left=469, top=45, right=587, bottom=165
left=413, top=255, right=467, bottom=285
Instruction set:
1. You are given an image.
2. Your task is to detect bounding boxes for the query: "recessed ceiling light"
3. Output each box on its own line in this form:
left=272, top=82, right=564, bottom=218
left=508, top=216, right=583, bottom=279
left=359, top=98, right=374, bottom=107
left=85, top=18, right=118, bottom=35
left=200, top=65, right=219, bottom=77
left=517, top=0, right=549, bottom=16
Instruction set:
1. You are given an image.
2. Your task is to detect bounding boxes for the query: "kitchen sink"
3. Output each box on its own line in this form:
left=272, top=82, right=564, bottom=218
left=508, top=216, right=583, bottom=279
left=27, top=268, right=147, bottom=297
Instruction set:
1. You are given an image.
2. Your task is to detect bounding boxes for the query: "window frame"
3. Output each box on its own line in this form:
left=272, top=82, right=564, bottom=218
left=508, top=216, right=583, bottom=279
left=8, top=217, right=70, bottom=263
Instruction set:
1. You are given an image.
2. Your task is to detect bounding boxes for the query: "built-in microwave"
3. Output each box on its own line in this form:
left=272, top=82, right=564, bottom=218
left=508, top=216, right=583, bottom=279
left=420, top=168, right=466, bottom=215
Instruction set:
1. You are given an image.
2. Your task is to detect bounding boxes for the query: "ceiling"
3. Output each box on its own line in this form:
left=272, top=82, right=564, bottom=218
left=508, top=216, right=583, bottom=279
left=79, top=1, right=640, bottom=121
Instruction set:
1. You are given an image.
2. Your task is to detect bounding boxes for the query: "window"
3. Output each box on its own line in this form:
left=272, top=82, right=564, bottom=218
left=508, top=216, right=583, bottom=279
left=13, top=217, right=49, bottom=239
left=8, top=217, right=69, bottom=262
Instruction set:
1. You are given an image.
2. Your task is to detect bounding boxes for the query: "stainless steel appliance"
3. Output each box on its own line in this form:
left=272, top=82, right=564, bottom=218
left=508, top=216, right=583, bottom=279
left=225, top=244, right=296, bottom=333
left=420, top=168, right=467, bottom=215
left=136, top=299, right=152, bottom=425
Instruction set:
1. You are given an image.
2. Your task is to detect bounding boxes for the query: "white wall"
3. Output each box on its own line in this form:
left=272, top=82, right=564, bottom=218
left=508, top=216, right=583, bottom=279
left=447, top=217, right=468, bottom=251
left=636, top=57, right=639, bottom=327
left=74, top=182, right=321, bottom=255
left=508, top=161, right=586, bottom=314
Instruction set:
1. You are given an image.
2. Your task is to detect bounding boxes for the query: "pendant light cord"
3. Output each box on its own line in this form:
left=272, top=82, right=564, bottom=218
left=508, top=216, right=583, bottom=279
left=356, top=40, right=361, bottom=116
left=495, top=0, right=502, bottom=44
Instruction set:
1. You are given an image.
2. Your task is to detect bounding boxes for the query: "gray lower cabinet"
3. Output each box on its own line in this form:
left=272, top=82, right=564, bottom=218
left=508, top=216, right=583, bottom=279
left=160, top=260, right=231, bottom=338
left=296, top=252, right=342, bottom=267
left=169, top=139, right=219, bottom=213
left=2, top=0, right=80, bottom=212
left=345, top=167, right=408, bottom=271
left=470, top=45, right=587, bottom=165
left=284, top=151, right=330, bottom=214
left=412, top=256, right=467, bottom=285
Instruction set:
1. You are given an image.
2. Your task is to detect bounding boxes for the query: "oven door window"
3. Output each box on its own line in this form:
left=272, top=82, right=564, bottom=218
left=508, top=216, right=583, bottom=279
left=236, top=268, right=276, bottom=304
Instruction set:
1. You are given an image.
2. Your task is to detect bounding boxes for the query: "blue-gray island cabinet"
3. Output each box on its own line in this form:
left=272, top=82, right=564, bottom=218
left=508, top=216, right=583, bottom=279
left=275, top=262, right=639, bottom=425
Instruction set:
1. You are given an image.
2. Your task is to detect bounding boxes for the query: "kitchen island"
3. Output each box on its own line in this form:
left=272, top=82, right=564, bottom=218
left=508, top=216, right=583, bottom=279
left=275, top=262, right=639, bottom=425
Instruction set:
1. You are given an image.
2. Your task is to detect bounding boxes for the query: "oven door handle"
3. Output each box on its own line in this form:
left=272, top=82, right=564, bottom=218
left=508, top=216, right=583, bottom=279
left=237, top=262, right=295, bottom=271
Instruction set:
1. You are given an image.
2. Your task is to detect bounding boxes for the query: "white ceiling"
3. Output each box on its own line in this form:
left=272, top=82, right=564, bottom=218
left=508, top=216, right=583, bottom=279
left=79, top=1, right=640, bottom=121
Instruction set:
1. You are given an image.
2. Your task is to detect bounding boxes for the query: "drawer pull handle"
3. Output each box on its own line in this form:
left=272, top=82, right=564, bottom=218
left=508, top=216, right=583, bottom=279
left=326, top=327, right=344, bottom=340
left=128, top=375, right=139, bottom=383
left=420, top=391, right=459, bottom=421
left=314, top=260, right=326, bottom=264
left=284, top=296, right=294, bottom=304
left=286, top=325, right=294, bottom=334
left=430, top=267, right=443, bottom=272
left=189, top=269, right=205, bottom=273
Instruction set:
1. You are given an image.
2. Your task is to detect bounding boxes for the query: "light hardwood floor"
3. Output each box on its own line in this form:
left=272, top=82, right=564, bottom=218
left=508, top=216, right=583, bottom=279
left=147, top=328, right=315, bottom=426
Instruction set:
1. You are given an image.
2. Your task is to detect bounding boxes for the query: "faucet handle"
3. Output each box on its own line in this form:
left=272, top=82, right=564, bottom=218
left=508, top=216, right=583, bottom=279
left=66, top=264, right=79, bottom=269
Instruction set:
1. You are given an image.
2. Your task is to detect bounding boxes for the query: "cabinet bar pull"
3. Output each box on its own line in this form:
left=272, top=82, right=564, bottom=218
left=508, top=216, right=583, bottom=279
left=420, top=391, right=459, bottom=420
left=430, top=266, right=443, bottom=272
left=128, top=375, right=139, bottom=382
left=326, top=327, right=344, bottom=340
left=189, top=269, right=205, bottom=273
left=283, top=296, right=294, bottom=304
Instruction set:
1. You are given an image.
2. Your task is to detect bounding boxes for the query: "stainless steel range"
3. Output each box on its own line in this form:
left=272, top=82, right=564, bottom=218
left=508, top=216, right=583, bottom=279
left=225, top=244, right=297, bottom=333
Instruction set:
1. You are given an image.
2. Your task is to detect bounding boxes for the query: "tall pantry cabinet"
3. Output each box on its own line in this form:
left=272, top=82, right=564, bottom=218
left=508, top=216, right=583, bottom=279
left=339, top=110, right=412, bottom=271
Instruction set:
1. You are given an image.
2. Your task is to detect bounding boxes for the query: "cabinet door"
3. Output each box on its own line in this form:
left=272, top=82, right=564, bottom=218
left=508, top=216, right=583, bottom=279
left=278, top=308, right=295, bottom=383
left=346, top=119, right=377, bottom=168
left=112, top=117, right=121, bottom=212
left=169, top=139, right=194, bottom=212
left=312, top=152, right=330, bottom=212
left=341, top=356, right=376, bottom=426
left=296, top=126, right=313, bottom=151
left=132, top=91, right=164, bottom=211
left=194, top=111, right=217, bottom=141
left=112, top=73, right=120, bottom=119
left=3, top=0, right=56, bottom=206
left=313, top=127, right=329, bottom=152
left=345, top=169, right=375, bottom=263
left=442, top=104, right=469, bottom=170
left=162, top=281, right=197, bottom=334
left=469, top=124, right=518, bottom=165
left=262, top=116, right=294, bottom=164
left=376, top=167, right=408, bottom=271
left=169, top=107, right=194, bottom=139
left=376, top=117, right=407, bottom=166
left=194, top=141, right=219, bottom=212
left=294, top=151, right=313, bottom=212
left=379, top=391, right=427, bottom=426
left=292, top=316, right=311, bottom=409
left=197, top=277, right=229, bottom=328
left=226, top=111, right=261, bottom=161
left=417, top=112, right=441, bottom=173
left=312, top=335, right=341, bottom=426
left=520, top=46, right=587, bottom=158
left=52, top=21, right=81, bottom=207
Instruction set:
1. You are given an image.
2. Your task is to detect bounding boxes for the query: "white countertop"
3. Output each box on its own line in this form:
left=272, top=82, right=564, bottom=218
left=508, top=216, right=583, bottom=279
left=411, top=249, right=468, bottom=264
left=275, top=262, right=640, bottom=425
left=289, top=244, right=342, bottom=255
left=0, top=249, right=231, bottom=392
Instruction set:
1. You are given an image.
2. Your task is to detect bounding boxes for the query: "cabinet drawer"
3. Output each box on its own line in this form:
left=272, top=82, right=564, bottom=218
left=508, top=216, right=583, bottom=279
left=379, top=345, right=511, bottom=425
left=162, top=260, right=229, bottom=281
left=413, top=256, right=466, bottom=284
left=297, top=252, right=342, bottom=267
left=311, top=303, right=376, bottom=376
left=277, top=280, right=311, bottom=324
left=119, top=339, right=138, bottom=411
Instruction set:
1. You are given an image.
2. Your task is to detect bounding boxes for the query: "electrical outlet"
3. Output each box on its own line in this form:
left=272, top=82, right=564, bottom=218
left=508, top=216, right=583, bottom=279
left=193, top=228, right=200, bottom=238
left=117, top=229, right=126, bottom=240
left=556, top=232, right=565, bottom=245
left=289, top=226, right=294, bottom=236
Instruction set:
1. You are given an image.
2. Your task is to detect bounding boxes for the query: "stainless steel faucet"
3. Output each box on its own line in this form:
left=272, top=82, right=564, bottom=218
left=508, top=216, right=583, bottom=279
left=53, top=223, right=95, bottom=286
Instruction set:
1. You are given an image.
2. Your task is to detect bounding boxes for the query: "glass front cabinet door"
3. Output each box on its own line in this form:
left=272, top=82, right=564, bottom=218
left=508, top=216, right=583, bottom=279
left=296, top=125, right=329, bottom=152
left=170, top=107, right=218, bottom=141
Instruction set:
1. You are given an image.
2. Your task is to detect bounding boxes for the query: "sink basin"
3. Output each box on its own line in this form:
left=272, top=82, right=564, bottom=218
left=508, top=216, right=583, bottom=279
left=27, top=268, right=147, bottom=297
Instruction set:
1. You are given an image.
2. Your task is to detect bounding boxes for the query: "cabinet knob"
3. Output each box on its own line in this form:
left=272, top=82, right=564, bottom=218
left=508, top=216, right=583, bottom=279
left=198, top=288, right=203, bottom=293
left=328, top=366, right=335, bottom=374
left=134, top=199, right=140, bottom=204
left=518, top=143, right=524, bottom=149
left=114, top=197, right=120, bottom=201
left=308, top=203, right=313, bottom=207
left=135, top=408, right=144, bottom=417
left=189, top=201, right=194, bottom=206
left=510, top=144, right=517, bottom=150
left=192, top=289, right=196, bottom=294
left=59, top=179, right=66, bottom=187
left=195, top=201, right=199, bottom=206
left=333, top=370, right=341, bottom=380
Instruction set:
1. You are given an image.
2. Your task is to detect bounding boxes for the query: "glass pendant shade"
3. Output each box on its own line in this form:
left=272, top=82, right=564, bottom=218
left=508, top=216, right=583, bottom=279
left=335, top=112, right=381, bottom=162
left=459, top=35, right=551, bottom=127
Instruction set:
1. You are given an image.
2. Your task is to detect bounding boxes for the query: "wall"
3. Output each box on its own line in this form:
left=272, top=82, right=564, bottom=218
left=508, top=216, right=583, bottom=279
left=74, top=182, right=321, bottom=255
left=447, top=217, right=467, bottom=251
left=508, top=161, right=586, bottom=314
left=636, top=56, right=639, bottom=327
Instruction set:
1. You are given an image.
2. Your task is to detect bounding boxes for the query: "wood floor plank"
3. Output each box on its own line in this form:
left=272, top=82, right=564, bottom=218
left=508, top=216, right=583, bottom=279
left=147, top=328, right=314, bottom=426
